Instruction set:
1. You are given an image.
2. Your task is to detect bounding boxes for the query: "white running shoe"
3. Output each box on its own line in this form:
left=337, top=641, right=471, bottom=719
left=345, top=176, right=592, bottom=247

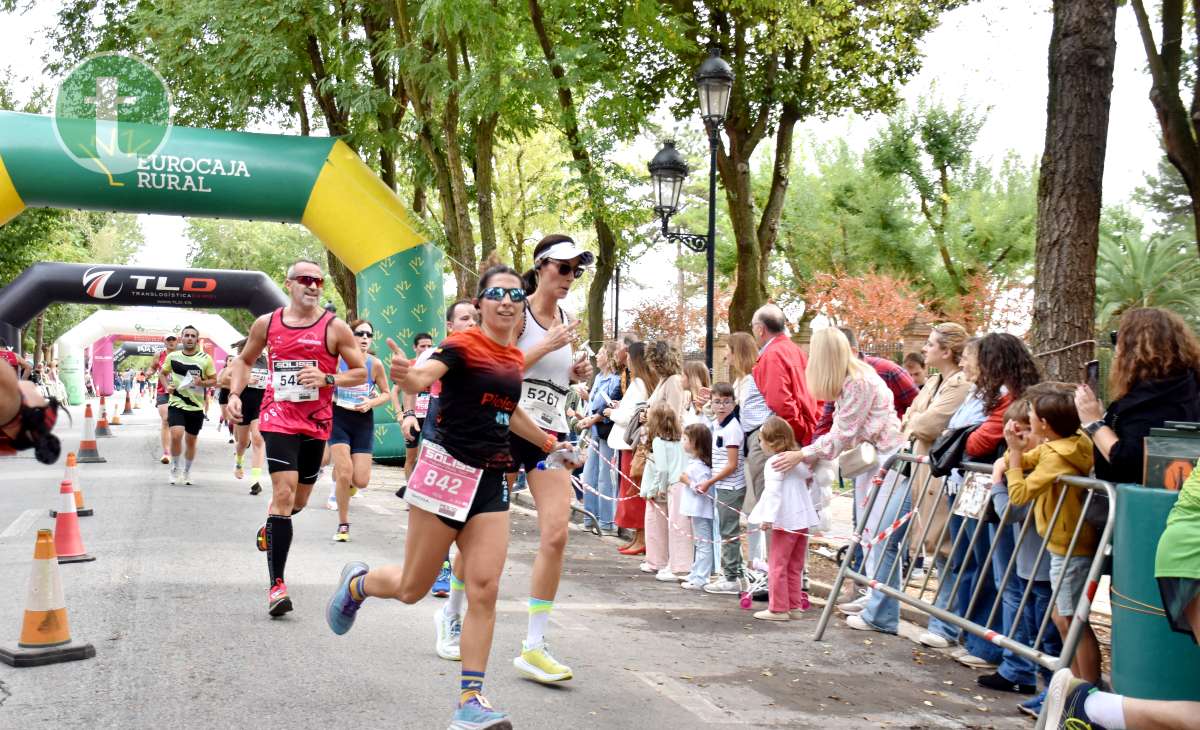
left=325, top=492, right=338, bottom=511
left=837, top=594, right=870, bottom=615
left=655, top=568, right=680, bottom=582
left=702, top=579, right=741, bottom=595
left=434, top=608, right=462, bottom=661
left=917, top=631, right=951, bottom=648
left=169, top=467, right=179, bottom=485
left=183, top=470, right=193, bottom=486
left=638, top=562, right=657, bottom=574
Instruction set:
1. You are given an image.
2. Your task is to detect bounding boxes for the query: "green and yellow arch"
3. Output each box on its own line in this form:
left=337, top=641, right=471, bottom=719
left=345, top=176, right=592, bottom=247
left=0, top=110, right=443, bottom=458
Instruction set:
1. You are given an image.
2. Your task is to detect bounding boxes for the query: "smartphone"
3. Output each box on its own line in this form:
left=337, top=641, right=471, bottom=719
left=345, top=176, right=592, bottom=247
left=1085, top=360, right=1100, bottom=392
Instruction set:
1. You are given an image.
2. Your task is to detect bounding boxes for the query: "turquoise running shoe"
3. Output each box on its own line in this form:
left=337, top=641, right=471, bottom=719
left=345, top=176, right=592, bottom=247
left=326, top=561, right=369, bottom=635
left=448, top=695, right=512, bottom=730
left=431, top=560, right=452, bottom=597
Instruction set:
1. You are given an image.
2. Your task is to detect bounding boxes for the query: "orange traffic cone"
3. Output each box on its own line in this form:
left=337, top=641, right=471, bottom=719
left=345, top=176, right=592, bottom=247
left=49, top=453, right=92, bottom=518
left=110, top=393, right=124, bottom=426
left=0, top=529, right=95, bottom=667
left=94, top=396, right=114, bottom=438
left=53, top=481, right=95, bottom=564
left=122, top=390, right=134, bottom=415
left=76, top=404, right=106, bottom=463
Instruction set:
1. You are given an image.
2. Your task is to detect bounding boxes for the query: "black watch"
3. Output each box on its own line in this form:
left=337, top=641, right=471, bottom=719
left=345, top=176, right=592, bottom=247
left=1083, top=419, right=1106, bottom=436
left=325, top=374, right=336, bottom=387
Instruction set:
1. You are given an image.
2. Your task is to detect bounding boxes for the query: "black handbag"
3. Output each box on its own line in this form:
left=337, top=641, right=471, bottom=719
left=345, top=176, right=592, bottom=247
left=927, top=423, right=981, bottom=478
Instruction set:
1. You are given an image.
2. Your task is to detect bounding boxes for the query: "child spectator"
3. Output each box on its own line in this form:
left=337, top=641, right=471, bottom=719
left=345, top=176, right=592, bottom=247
left=678, top=423, right=715, bottom=590
left=983, top=391, right=1063, bottom=710
left=1004, top=386, right=1099, bottom=685
left=749, top=416, right=821, bottom=621
left=700, top=382, right=747, bottom=595
left=641, top=402, right=690, bottom=581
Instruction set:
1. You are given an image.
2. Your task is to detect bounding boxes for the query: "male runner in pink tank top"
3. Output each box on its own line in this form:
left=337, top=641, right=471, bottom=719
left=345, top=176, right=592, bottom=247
left=228, top=259, right=366, bottom=617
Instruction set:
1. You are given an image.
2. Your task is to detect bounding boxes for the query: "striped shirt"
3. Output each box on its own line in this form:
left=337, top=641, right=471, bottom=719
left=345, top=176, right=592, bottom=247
left=711, top=414, right=746, bottom=491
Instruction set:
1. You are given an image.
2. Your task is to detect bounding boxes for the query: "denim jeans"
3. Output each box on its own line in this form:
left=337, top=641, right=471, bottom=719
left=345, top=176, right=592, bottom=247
left=927, top=495, right=967, bottom=641
left=988, top=522, right=1038, bottom=684
left=581, top=435, right=616, bottom=529
left=961, top=518, right=1005, bottom=664
left=860, top=481, right=913, bottom=634
left=688, top=516, right=715, bottom=585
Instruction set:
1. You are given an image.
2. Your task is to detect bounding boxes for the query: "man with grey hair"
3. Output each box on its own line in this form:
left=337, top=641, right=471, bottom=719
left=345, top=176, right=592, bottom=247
left=739, top=305, right=819, bottom=560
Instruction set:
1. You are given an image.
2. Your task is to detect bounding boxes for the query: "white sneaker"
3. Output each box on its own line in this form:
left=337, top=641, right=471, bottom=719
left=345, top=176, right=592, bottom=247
left=325, top=493, right=338, bottom=511
left=754, top=609, right=790, bottom=621
left=956, top=653, right=998, bottom=669
left=838, top=595, right=870, bottom=615
left=917, top=631, right=951, bottom=648
left=680, top=580, right=705, bottom=590
left=703, top=579, right=741, bottom=595
left=845, top=614, right=884, bottom=632
left=949, top=646, right=970, bottom=659
left=169, top=467, right=179, bottom=485
left=655, top=568, right=680, bottom=582
left=638, top=562, right=657, bottom=574
left=433, top=608, right=462, bottom=661
left=183, top=470, right=193, bottom=486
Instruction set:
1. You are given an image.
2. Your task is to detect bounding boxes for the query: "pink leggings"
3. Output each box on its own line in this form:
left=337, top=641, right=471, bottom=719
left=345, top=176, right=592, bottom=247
left=768, top=528, right=809, bottom=614
left=644, top=484, right=695, bottom=574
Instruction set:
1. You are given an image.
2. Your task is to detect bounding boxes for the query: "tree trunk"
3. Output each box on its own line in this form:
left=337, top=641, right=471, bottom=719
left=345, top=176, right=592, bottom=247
left=1032, top=0, right=1117, bottom=381
left=527, top=0, right=618, bottom=351
left=475, top=112, right=500, bottom=263
left=1130, top=0, right=1200, bottom=258
left=721, top=135, right=763, bottom=332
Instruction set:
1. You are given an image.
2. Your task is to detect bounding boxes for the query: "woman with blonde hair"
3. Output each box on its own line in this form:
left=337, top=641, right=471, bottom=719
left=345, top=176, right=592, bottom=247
left=607, top=342, right=659, bottom=555
left=771, top=327, right=903, bottom=544
left=681, top=360, right=711, bottom=425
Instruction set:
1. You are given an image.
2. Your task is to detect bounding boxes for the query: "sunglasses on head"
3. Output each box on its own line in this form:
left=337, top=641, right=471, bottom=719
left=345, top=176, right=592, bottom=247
left=291, top=275, right=324, bottom=288
left=480, top=287, right=527, bottom=303
left=354, top=330, right=374, bottom=338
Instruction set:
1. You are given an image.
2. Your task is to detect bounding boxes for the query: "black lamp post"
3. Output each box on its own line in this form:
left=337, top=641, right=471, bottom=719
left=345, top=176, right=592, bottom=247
left=648, top=47, right=733, bottom=371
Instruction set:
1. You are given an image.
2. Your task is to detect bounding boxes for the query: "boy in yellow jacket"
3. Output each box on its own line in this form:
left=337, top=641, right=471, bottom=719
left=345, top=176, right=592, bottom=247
left=1003, top=386, right=1099, bottom=685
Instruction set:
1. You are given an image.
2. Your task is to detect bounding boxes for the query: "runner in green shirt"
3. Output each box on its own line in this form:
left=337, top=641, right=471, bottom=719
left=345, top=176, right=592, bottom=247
left=159, top=325, right=216, bottom=485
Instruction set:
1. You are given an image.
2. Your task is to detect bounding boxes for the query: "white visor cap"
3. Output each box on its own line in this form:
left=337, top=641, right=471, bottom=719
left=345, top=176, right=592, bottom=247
left=534, top=240, right=595, bottom=267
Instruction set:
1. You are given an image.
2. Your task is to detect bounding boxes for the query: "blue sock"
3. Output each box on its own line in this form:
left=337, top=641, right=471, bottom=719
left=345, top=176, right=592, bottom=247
left=460, top=670, right=484, bottom=705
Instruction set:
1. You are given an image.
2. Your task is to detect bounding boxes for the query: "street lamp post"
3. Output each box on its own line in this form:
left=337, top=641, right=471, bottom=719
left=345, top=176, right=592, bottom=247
left=647, top=47, right=733, bottom=371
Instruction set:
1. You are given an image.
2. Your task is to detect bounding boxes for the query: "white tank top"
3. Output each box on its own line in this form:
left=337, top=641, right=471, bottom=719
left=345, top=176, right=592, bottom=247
left=515, top=304, right=573, bottom=433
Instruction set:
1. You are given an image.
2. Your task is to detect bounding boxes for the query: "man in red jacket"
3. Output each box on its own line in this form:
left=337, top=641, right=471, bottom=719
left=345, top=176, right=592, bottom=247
left=749, top=305, right=819, bottom=445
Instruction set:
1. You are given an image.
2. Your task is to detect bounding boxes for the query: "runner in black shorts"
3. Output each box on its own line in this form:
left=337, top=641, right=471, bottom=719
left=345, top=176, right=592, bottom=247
left=326, top=265, right=577, bottom=730
left=327, top=318, right=396, bottom=542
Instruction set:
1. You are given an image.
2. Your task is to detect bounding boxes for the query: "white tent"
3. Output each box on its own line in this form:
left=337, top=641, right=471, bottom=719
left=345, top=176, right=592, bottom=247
left=55, top=308, right=244, bottom=404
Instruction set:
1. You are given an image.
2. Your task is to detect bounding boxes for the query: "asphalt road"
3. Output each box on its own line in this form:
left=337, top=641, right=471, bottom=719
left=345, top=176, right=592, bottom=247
left=0, top=400, right=1033, bottom=729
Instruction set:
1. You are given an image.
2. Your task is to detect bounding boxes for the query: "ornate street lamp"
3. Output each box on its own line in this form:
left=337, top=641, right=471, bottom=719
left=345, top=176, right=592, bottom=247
left=647, top=47, right=733, bottom=370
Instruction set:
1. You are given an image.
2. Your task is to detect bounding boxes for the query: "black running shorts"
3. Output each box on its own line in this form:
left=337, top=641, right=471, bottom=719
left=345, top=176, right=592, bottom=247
left=435, top=469, right=510, bottom=529
left=329, top=406, right=375, bottom=454
left=238, top=387, right=265, bottom=426
left=509, top=430, right=567, bottom=473
left=263, top=431, right=326, bottom=485
left=167, top=405, right=205, bottom=436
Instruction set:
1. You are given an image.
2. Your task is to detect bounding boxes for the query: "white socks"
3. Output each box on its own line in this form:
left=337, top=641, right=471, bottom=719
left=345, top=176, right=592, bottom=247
left=1084, top=691, right=1127, bottom=730
left=444, top=573, right=466, bottom=618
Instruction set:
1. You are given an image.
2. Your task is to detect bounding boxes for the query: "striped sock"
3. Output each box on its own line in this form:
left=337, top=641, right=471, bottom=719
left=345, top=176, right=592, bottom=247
left=526, top=598, right=554, bottom=647
left=348, top=574, right=368, bottom=603
left=460, top=670, right=485, bottom=705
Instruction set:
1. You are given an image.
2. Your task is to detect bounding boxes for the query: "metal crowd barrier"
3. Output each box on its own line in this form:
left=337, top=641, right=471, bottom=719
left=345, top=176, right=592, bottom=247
left=813, top=451, right=1116, bottom=675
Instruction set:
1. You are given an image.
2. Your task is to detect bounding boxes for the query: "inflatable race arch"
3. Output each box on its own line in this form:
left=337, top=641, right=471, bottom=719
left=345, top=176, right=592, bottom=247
left=0, top=110, right=445, bottom=458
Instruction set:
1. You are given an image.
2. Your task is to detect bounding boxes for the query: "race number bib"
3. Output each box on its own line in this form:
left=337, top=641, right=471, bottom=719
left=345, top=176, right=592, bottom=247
left=520, top=379, right=569, bottom=432
left=953, top=472, right=992, bottom=520
left=249, top=367, right=270, bottom=389
left=179, top=368, right=204, bottom=394
left=272, top=360, right=319, bottom=402
left=405, top=441, right=483, bottom=522
left=336, top=383, right=372, bottom=410
left=414, top=392, right=431, bottom=419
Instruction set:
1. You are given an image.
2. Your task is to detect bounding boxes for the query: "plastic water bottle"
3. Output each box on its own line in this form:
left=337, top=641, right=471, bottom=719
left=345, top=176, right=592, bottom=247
left=536, top=447, right=582, bottom=471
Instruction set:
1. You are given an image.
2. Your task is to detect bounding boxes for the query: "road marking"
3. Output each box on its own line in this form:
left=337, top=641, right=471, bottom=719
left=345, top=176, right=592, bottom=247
left=366, top=504, right=394, bottom=516
left=0, top=509, right=41, bottom=539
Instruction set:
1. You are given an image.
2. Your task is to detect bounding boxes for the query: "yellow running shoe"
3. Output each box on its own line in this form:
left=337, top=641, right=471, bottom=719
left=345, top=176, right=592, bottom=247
left=513, top=642, right=573, bottom=683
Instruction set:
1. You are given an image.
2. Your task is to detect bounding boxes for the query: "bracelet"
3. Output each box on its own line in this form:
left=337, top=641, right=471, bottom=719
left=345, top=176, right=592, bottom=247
left=403, top=410, right=416, bottom=418
left=540, top=434, right=557, bottom=454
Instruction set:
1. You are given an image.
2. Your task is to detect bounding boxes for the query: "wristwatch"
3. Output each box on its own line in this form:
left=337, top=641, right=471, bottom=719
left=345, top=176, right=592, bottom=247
left=1083, top=419, right=1106, bottom=436
left=325, top=374, right=336, bottom=387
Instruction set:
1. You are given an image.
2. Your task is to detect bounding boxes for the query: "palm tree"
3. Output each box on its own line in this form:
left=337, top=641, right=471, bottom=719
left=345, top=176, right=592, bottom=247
left=1095, top=230, right=1200, bottom=329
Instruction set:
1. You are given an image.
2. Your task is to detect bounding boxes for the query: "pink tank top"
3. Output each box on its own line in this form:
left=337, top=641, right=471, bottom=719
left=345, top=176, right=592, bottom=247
left=258, top=308, right=339, bottom=439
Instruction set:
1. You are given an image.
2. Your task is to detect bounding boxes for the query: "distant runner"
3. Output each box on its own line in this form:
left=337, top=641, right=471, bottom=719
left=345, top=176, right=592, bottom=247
left=160, top=326, right=216, bottom=486
left=155, top=334, right=178, bottom=464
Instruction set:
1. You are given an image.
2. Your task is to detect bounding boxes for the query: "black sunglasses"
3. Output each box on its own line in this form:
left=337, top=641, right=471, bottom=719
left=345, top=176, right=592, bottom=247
left=554, top=262, right=586, bottom=278
left=291, top=274, right=325, bottom=288
left=354, top=330, right=374, bottom=338
left=480, top=287, right=527, bottom=303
